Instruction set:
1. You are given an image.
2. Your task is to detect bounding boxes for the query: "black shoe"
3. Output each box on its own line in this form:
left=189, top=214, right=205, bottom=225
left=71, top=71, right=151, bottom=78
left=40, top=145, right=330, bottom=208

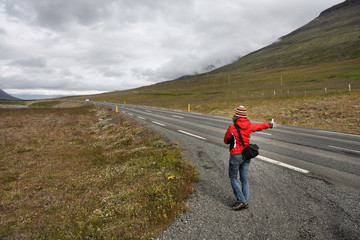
left=232, top=201, right=248, bottom=210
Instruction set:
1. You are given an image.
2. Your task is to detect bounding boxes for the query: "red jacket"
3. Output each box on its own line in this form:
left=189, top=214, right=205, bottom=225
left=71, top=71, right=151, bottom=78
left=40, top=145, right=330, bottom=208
left=224, top=118, right=271, bottom=155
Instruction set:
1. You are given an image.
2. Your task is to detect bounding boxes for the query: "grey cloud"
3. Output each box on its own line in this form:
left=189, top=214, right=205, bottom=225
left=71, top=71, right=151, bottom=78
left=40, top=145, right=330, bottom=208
left=3, top=0, right=111, bottom=30
left=61, top=69, right=72, bottom=76
left=0, top=45, right=17, bottom=60
left=0, top=73, right=90, bottom=91
left=2, top=0, right=192, bottom=31
left=2, top=1, right=33, bottom=23
left=103, top=68, right=125, bottom=78
left=10, top=57, right=47, bottom=68
left=131, top=55, right=202, bottom=83
left=0, top=75, right=49, bottom=89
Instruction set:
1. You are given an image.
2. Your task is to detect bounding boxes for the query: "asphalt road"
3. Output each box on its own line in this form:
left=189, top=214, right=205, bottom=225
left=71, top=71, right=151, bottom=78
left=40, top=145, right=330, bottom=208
left=97, top=102, right=360, bottom=239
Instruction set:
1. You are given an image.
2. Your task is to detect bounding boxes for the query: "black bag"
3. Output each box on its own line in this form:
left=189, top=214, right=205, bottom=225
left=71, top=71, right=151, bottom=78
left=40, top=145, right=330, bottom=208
left=234, top=124, right=259, bottom=160
left=242, top=144, right=259, bottom=160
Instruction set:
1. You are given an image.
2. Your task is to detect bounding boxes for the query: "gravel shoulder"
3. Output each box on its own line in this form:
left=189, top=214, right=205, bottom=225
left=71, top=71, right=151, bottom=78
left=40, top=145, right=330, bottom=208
left=151, top=124, right=360, bottom=240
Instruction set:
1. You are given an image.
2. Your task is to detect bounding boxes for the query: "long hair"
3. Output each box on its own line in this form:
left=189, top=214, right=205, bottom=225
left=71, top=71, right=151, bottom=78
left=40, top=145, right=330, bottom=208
left=233, top=115, right=248, bottom=123
left=232, top=115, right=239, bottom=123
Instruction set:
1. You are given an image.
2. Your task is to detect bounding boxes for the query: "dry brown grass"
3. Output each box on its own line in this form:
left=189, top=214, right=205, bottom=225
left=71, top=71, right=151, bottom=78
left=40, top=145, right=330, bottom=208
left=228, top=92, right=360, bottom=134
left=171, top=91, right=359, bottom=134
left=0, top=105, right=196, bottom=239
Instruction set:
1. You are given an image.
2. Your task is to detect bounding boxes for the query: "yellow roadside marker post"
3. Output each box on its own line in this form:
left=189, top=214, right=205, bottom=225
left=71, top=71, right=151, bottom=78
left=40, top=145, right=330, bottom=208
left=188, top=104, right=190, bottom=112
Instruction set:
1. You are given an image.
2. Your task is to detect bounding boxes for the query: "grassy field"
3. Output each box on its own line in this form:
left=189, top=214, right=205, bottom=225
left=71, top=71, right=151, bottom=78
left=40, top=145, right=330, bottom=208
left=0, top=104, right=197, bottom=239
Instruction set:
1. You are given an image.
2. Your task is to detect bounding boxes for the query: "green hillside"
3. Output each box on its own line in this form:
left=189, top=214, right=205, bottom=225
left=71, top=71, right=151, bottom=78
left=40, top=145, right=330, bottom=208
left=78, top=0, right=360, bottom=133
left=215, top=0, right=360, bottom=72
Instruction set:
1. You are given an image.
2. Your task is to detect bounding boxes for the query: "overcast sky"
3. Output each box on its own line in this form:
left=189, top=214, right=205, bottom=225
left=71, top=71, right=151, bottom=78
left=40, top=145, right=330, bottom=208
left=0, top=0, right=343, bottom=99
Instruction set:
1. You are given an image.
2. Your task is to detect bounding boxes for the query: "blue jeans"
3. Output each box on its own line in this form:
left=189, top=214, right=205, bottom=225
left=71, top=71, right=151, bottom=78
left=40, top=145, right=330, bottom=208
left=229, top=154, right=250, bottom=203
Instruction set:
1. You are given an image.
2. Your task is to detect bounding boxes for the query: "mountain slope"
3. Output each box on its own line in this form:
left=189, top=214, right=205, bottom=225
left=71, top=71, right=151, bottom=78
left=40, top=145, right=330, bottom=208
left=213, top=0, right=360, bottom=73
left=0, top=89, right=22, bottom=101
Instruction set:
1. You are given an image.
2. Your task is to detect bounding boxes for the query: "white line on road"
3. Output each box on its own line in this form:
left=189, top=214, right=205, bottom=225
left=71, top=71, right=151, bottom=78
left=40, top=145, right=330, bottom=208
left=189, top=112, right=203, bottom=116
left=151, top=121, right=166, bottom=127
left=317, top=130, right=360, bottom=138
left=328, top=145, right=360, bottom=154
left=138, top=116, right=146, bottom=120
left=178, top=130, right=206, bottom=140
left=256, top=132, right=272, bottom=136
left=171, top=115, right=184, bottom=119
left=128, top=113, right=133, bottom=116
left=214, top=116, right=231, bottom=120
left=256, top=156, right=309, bottom=174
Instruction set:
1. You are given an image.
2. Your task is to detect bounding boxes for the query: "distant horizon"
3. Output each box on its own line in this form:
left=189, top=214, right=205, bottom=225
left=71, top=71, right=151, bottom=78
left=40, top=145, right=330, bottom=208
left=11, top=94, right=66, bottom=101
left=1, top=92, right=89, bottom=101
left=2, top=88, right=108, bottom=101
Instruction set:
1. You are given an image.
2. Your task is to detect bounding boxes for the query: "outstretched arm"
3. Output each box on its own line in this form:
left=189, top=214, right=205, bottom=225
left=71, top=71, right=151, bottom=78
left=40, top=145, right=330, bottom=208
left=250, top=122, right=272, bottom=132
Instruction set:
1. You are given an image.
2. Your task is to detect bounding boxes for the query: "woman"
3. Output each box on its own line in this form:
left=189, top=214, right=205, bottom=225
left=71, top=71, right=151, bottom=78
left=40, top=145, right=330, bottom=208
left=224, top=106, right=273, bottom=210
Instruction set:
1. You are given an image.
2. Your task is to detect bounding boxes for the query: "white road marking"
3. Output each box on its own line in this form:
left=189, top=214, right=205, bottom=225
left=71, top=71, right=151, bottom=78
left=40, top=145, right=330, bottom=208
left=189, top=112, right=203, bottom=115
left=256, top=155, right=309, bottom=174
left=151, top=121, right=166, bottom=126
left=171, top=115, right=184, bottom=119
left=317, top=130, right=360, bottom=138
left=214, top=116, right=231, bottom=120
left=256, top=132, right=272, bottom=136
left=138, top=116, right=146, bottom=120
left=328, top=145, right=360, bottom=154
left=128, top=113, right=133, bottom=116
left=146, top=110, right=152, bottom=112
left=178, top=130, right=206, bottom=140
